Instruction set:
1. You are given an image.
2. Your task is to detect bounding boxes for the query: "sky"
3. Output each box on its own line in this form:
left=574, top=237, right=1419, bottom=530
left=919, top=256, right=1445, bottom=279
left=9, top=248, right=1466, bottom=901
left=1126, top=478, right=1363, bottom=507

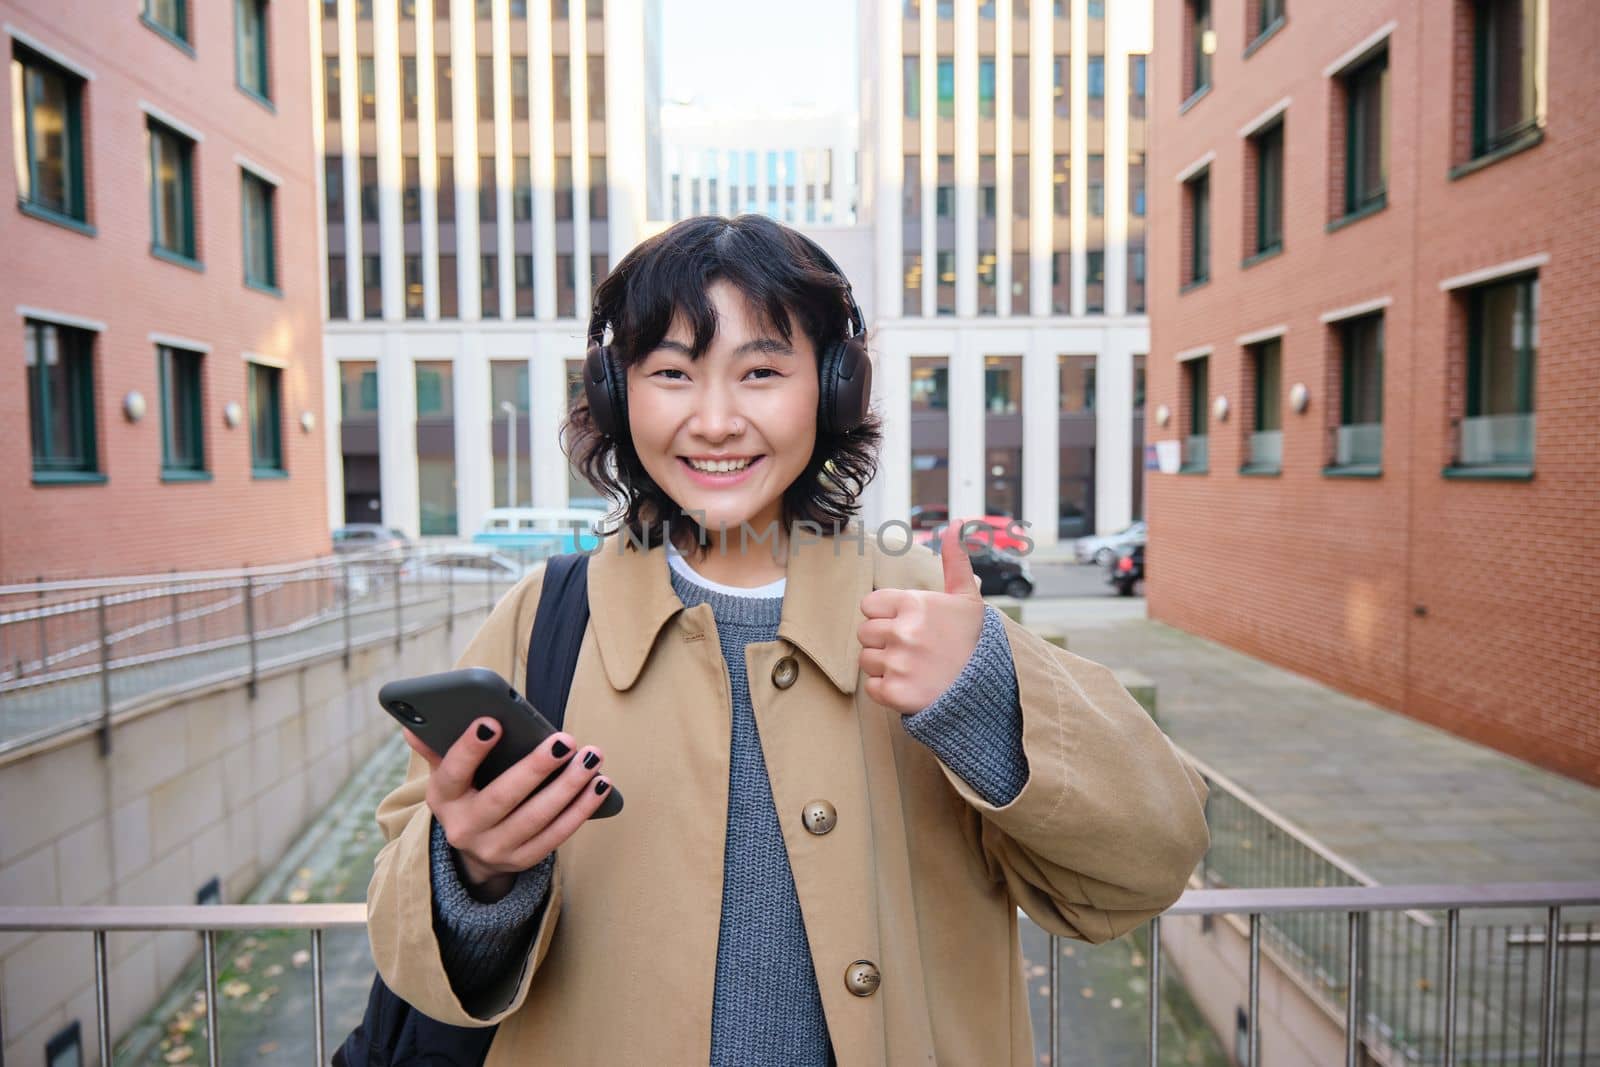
left=659, top=0, right=860, bottom=118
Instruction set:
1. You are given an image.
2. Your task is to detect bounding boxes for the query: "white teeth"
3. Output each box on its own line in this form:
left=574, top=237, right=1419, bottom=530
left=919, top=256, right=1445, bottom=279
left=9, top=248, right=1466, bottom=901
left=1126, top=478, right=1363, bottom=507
left=687, top=457, right=753, bottom=474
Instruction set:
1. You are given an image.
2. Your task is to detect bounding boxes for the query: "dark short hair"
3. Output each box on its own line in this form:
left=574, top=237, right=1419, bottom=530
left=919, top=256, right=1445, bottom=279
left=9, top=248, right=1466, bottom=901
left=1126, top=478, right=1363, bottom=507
left=561, top=214, right=883, bottom=553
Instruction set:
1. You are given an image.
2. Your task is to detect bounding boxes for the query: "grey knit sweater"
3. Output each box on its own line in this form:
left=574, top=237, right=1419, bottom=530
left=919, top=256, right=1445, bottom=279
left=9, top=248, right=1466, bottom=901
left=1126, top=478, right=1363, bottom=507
left=428, top=558, right=1029, bottom=1062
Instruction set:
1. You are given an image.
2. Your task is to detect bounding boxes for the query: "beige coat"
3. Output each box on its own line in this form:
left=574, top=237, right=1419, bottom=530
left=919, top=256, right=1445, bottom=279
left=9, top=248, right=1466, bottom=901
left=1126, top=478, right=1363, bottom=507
left=366, top=521, right=1210, bottom=1065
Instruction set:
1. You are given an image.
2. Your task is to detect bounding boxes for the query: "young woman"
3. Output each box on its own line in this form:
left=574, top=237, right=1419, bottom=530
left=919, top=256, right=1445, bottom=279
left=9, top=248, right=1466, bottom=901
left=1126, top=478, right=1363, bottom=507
left=365, top=214, right=1210, bottom=1066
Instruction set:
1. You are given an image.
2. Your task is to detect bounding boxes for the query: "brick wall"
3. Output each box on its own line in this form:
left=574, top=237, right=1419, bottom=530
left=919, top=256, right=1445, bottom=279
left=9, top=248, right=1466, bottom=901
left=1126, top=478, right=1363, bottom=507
left=1147, top=0, right=1600, bottom=784
left=0, top=0, right=329, bottom=582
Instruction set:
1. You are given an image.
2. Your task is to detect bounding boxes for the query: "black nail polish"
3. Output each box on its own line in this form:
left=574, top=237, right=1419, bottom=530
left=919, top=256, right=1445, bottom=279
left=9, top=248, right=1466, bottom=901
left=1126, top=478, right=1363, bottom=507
left=476, top=723, right=495, bottom=742
left=551, top=740, right=571, bottom=759
left=582, top=751, right=600, bottom=770
left=594, top=780, right=611, bottom=795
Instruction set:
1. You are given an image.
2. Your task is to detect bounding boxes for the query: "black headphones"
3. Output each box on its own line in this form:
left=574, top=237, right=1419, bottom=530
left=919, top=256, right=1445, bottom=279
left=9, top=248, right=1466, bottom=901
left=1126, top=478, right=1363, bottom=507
left=582, top=232, right=873, bottom=442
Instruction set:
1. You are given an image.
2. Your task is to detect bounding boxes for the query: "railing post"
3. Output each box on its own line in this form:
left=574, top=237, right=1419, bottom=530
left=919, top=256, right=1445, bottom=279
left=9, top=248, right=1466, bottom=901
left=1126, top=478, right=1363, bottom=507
left=36, top=578, right=50, bottom=673
left=1444, top=908, right=1459, bottom=1067
left=393, top=559, right=403, bottom=650
left=1048, top=932, right=1059, bottom=1067
left=94, top=929, right=112, bottom=1065
left=96, top=594, right=112, bottom=756
left=1248, top=913, right=1261, bottom=1067
left=342, top=562, right=353, bottom=668
left=1346, top=910, right=1364, bottom=1067
left=202, top=929, right=221, bottom=1067
left=170, top=567, right=181, bottom=647
left=311, top=928, right=327, bottom=1067
left=1148, top=915, right=1161, bottom=1067
left=243, top=574, right=258, bottom=698
left=1539, top=906, right=1562, bottom=1067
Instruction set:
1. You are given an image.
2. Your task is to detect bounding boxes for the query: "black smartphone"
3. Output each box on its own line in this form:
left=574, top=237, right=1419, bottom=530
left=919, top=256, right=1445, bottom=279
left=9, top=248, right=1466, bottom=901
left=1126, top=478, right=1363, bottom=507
left=378, top=666, right=624, bottom=819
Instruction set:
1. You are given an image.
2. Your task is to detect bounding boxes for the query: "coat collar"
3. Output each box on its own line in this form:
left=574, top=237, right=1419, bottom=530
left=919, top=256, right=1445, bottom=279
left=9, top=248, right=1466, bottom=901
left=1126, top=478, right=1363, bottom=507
left=587, top=518, right=877, bottom=695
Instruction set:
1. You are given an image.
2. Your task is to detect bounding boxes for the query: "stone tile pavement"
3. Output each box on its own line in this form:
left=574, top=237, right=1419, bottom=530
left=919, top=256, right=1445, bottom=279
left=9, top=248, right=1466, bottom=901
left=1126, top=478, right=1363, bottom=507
left=1020, top=597, right=1600, bottom=889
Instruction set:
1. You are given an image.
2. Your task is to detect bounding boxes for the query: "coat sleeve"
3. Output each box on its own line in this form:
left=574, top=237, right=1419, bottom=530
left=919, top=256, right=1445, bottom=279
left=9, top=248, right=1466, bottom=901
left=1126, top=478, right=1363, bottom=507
left=363, top=563, right=565, bottom=1025
left=945, top=614, right=1211, bottom=943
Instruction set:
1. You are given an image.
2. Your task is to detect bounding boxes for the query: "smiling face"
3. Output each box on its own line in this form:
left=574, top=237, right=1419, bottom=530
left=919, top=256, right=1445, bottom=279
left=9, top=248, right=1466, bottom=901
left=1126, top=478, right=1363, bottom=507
left=625, top=280, right=820, bottom=550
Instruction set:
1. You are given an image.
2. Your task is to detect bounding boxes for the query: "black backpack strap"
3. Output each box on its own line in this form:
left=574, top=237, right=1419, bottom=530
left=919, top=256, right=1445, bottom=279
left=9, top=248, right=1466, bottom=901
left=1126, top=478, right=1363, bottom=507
left=524, top=552, right=592, bottom=732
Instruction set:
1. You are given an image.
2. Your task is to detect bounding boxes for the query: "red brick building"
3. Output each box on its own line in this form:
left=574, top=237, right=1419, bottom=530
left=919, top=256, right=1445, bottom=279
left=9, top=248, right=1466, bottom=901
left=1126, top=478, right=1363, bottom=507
left=1, top=0, right=329, bottom=581
left=1146, top=0, right=1599, bottom=784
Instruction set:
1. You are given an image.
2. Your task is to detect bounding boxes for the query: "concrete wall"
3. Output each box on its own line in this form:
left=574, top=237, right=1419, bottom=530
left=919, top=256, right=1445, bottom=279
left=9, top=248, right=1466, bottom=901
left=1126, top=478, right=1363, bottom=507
left=0, top=614, right=474, bottom=1065
left=1163, top=911, right=1371, bottom=1067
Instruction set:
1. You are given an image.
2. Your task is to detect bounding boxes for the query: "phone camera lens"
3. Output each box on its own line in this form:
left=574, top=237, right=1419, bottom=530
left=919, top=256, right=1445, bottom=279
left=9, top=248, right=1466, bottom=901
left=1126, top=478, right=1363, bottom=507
left=391, top=701, right=425, bottom=726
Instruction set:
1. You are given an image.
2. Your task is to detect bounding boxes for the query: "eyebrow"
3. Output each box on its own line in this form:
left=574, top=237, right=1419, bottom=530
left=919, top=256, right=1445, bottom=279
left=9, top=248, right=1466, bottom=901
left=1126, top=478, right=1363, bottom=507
left=654, top=337, right=794, bottom=358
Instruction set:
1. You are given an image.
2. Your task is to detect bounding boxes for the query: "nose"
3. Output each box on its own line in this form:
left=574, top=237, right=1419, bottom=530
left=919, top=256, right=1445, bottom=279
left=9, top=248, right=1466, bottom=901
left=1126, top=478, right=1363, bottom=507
left=688, top=379, right=745, bottom=441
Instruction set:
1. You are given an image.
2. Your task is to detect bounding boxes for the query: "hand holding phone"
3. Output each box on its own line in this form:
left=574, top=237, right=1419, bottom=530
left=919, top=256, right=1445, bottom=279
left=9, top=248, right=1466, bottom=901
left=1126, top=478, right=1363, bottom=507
left=399, top=722, right=611, bottom=898
left=380, top=667, right=622, bottom=898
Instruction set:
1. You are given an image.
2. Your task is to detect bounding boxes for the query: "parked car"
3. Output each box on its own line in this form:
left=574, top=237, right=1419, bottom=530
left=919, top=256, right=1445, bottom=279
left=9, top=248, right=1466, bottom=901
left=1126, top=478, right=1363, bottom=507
left=1073, top=520, right=1146, bottom=566
left=1107, top=543, right=1144, bottom=597
left=402, top=548, right=530, bottom=585
left=471, top=507, right=608, bottom=557
left=925, top=537, right=1035, bottom=599
left=913, top=515, right=1034, bottom=555
left=332, top=524, right=408, bottom=558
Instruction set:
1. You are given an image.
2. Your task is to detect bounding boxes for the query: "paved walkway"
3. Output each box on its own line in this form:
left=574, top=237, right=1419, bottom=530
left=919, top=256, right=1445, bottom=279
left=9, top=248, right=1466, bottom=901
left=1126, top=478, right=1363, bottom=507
left=1021, top=597, right=1600, bottom=889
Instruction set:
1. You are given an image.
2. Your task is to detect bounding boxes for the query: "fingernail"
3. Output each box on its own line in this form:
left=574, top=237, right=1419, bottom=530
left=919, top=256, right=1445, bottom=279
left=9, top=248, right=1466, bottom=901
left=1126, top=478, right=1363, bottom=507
left=594, top=780, right=610, bottom=795
left=476, top=723, right=495, bottom=742
left=551, top=739, right=571, bottom=759
left=582, top=751, right=600, bottom=770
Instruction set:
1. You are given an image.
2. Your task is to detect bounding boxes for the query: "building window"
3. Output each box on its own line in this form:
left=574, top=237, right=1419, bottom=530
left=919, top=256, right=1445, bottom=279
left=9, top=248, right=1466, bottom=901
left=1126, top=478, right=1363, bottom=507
left=979, top=153, right=996, bottom=218
left=1014, top=55, right=1029, bottom=119
left=935, top=153, right=953, bottom=217
left=1333, top=314, right=1383, bottom=470
left=514, top=154, right=532, bottom=220
left=1052, top=154, right=1069, bottom=217
left=476, top=55, right=494, bottom=120
left=248, top=362, right=284, bottom=475
left=363, top=253, right=382, bottom=317
left=481, top=254, right=500, bottom=318
left=588, top=53, right=605, bottom=120
left=1250, top=120, right=1284, bottom=257
left=1181, top=356, right=1209, bottom=472
left=1254, top=0, right=1285, bottom=41
left=236, top=0, right=271, bottom=102
left=1058, top=355, right=1095, bottom=414
left=911, top=356, right=948, bottom=411
left=1050, top=252, right=1071, bottom=316
left=1458, top=273, right=1536, bottom=468
left=902, top=252, right=921, bottom=316
left=1087, top=55, right=1104, bottom=115
left=1472, top=0, right=1539, bottom=158
left=1088, top=153, right=1104, bottom=216
left=515, top=254, right=534, bottom=318
left=1183, top=168, right=1210, bottom=287
left=1085, top=251, right=1104, bottom=314
left=13, top=45, right=89, bottom=226
left=328, top=253, right=348, bottom=318
left=148, top=120, right=197, bottom=263
left=402, top=56, right=418, bottom=119
left=936, top=251, right=955, bottom=315
left=324, top=56, right=340, bottom=121
left=439, top=253, right=458, bottom=318
left=555, top=155, right=573, bottom=220
left=402, top=155, right=421, bottom=224
left=25, top=320, right=99, bottom=478
left=978, top=55, right=996, bottom=118
left=1245, top=339, right=1282, bottom=472
left=936, top=56, right=954, bottom=118
left=511, top=56, right=529, bottom=120
left=903, top=154, right=920, bottom=220
left=1053, top=55, right=1069, bottom=117
left=404, top=253, right=423, bottom=318
left=590, top=154, right=608, bottom=219
left=1340, top=49, right=1388, bottom=218
left=436, top=56, right=453, bottom=123
left=479, top=154, right=496, bottom=222
left=358, top=54, right=376, bottom=119
left=158, top=345, right=205, bottom=475
left=904, top=56, right=920, bottom=119
left=436, top=154, right=455, bottom=221
left=360, top=155, right=379, bottom=222
left=144, top=0, right=189, bottom=45
left=242, top=171, right=278, bottom=291
left=557, top=253, right=576, bottom=317
left=1186, top=0, right=1213, bottom=101
left=553, top=55, right=570, bottom=123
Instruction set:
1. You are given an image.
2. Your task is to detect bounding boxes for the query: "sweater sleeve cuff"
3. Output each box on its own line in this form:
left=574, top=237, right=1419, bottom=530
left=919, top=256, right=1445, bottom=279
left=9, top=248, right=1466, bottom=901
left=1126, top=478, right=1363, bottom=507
left=429, top=816, right=554, bottom=1006
left=902, top=603, right=1030, bottom=807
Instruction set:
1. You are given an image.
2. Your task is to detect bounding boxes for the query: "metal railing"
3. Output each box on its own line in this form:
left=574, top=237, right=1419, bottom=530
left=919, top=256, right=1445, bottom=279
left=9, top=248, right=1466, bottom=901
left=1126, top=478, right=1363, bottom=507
left=1457, top=413, right=1535, bottom=468
left=0, top=544, right=549, bottom=758
left=1334, top=422, right=1385, bottom=467
left=1, top=883, right=1595, bottom=1067
left=1247, top=429, right=1283, bottom=469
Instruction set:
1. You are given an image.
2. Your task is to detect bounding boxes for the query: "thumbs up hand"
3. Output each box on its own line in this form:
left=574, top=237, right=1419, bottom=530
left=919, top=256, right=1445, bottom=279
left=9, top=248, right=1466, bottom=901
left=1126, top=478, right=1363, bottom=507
left=857, top=520, right=989, bottom=715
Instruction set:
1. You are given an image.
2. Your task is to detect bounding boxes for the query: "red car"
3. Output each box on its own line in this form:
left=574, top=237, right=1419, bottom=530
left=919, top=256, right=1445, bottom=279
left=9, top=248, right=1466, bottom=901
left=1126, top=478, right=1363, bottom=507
left=912, top=515, right=1033, bottom=555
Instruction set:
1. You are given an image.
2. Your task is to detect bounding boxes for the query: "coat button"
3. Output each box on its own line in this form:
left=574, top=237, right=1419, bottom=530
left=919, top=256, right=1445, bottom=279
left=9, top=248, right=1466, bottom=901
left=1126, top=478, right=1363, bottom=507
left=771, top=656, right=799, bottom=690
left=844, top=960, right=881, bottom=997
left=801, top=799, right=837, bottom=836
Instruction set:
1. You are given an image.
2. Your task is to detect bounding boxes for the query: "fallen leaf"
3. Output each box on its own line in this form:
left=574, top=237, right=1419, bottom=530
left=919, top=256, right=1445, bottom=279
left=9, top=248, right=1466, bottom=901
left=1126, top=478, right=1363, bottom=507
left=291, top=949, right=310, bottom=968
left=297, top=867, right=314, bottom=880
left=1081, top=986, right=1095, bottom=999
left=287, top=887, right=310, bottom=904
left=222, top=979, right=252, bottom=999
left=258, top=1043, right=279, bottom=1056
left=164, top=1047, right=194, bottom=1064
left=1110, top=997, right=1124, bottom=1009
left=264, top=964, right=284, bottom=978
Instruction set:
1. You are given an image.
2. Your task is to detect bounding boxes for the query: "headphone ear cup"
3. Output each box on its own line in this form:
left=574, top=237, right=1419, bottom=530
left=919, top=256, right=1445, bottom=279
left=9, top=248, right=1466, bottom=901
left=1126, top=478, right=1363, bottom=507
left=819, top=339, right=871, bottom=435
left=583, top=344, right=628, bottom=440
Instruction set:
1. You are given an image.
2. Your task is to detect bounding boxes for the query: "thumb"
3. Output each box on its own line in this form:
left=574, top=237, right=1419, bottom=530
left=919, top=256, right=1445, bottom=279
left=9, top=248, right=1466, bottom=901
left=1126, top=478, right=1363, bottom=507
left=940, top=520, right=981, bottom=599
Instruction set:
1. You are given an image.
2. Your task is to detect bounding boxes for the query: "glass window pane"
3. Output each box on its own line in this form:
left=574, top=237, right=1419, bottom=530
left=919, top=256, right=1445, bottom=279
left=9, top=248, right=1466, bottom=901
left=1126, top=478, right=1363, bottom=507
left=249, top=363, right=283, bottom=471
left=26, top=321, right=98, bottom=472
